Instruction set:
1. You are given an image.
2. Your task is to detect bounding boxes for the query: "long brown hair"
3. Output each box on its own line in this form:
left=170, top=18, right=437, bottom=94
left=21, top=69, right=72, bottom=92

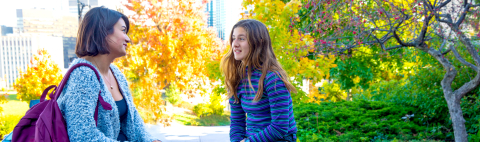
left=221, top=19, right=296, bottom=103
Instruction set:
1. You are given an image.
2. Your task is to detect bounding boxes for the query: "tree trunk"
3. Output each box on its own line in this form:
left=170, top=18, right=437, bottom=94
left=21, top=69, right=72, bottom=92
left=346, top=91, right=350, bottom=101
left=444, top=92, right=468, bottom=142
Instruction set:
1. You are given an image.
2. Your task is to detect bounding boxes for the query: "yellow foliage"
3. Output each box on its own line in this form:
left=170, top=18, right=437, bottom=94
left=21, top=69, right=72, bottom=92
left=242, top=0, right=337, bottom=88
left=118, top=0, right=224, bottom=124
left=13, top=49, right=63, bottom=102
left=308, top=81, right=347, bottom=103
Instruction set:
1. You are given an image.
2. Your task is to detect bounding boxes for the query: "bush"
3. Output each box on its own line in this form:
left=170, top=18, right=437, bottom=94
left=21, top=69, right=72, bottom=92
left=0, top=100, right=29, bottom=139
left=193, top=103, right=210, bottom=117
left=14, top=49, right=63, bottom=102
left=0, top=114, right=23, bottom=139
left=294, top=100, right=443, bottom=142
left=193, top=92, right=225, bottom=117
left=165, top=83, right=181, bottom=105
left=354, top=60, right=480, bottom=140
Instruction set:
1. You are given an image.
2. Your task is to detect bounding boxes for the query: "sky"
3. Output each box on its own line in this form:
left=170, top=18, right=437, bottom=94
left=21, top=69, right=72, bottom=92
left=0, top=0, right=244, bottom=40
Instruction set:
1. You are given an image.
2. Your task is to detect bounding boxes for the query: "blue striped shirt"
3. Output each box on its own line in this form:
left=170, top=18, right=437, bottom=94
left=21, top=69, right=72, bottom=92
left=229, top=69, right=297, bottom=142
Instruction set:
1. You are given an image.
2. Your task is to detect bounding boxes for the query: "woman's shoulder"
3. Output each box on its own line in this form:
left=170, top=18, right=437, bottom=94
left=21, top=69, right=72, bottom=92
left=265, top=70, right=282, bottom=79
left=67, top=58, right=100, bottom=80
left=63, top=60, right=102, bottom=89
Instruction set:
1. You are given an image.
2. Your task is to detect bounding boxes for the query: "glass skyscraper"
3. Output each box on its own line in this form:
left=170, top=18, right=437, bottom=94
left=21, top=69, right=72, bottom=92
left=206, top=0, right=226, bottom=40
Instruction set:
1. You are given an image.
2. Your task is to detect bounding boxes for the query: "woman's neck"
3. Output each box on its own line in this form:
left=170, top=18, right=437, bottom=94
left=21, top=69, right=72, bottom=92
left=82, top=55, right=114, bottom=75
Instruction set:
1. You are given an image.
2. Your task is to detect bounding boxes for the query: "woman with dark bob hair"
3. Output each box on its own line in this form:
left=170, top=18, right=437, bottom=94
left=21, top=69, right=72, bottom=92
left=56, top=6, right=161, bottom=142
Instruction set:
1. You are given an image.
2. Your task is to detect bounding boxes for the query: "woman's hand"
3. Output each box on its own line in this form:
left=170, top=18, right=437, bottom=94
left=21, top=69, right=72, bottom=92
left=240, top=139, right=245, bottom=142
left=153, top=140, right=162, bottom=142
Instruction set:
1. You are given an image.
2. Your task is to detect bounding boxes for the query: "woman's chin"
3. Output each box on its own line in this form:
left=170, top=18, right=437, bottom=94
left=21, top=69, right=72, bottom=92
left=234, top=56, right=244, bottom=61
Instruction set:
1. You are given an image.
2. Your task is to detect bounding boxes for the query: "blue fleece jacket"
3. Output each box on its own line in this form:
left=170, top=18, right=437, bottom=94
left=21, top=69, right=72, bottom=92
left=56, top=58, right=156, bottom=142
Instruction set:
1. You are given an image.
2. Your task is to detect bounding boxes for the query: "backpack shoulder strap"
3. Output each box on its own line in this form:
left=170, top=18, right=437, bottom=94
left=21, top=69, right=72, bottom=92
left=53, top=63, right=112, bottom=126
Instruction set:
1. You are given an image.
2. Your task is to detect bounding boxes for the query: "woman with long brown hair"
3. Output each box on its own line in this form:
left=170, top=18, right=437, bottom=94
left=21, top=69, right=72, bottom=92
left=221, top=19, right=297, bottom=142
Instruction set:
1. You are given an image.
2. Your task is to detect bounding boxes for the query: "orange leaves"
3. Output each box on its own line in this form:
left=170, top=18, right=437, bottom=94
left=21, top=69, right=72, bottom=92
left=116, top=0, right=223, bottom=123
left=14, top=49, right=63, bottom=102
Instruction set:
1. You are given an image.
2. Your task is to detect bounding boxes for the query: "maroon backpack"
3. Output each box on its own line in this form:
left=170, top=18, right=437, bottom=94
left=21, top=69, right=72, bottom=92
left=12, top=63, right=112, bottom=142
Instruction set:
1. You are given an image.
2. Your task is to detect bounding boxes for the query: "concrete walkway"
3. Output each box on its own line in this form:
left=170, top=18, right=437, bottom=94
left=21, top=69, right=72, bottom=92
left=146, top=124, right=230, bottom=142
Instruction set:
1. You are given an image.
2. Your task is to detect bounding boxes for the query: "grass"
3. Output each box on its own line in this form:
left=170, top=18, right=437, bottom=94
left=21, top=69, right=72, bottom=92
left=173, top=110, right=230, bottom=126
left=173, top=112, right=198, bottom=125
left=6, top=94, right=18, bottom=101
left=0, top=100, right=29, bottom=140
left=1, top=100, right=29, bottom=116
left=192, top=114, right=230, bottom=126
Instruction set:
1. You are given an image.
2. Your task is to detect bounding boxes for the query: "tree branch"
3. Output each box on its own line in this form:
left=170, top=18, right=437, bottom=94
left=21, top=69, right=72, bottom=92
left=385, top=45, right=405, bottom=50
left=450, top=26, right=480, bottom=68
left=371, top=32, right=387, bottom=50
left=454, top=73, right=480, bottom=100
left=450, top=44, right=478, bottom=71
left=435, top=0, right=451, bottom=9
left=427, top=47, right=456, bottom=92
left=455, top=3, right=471, bottom=27
left=442, top=48, right=451, bottom=55
left=436, top=14, right=454, bottom=24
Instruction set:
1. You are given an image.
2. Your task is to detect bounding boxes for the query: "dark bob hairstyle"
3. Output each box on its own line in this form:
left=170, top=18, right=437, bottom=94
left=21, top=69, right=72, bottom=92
left=75, top=6, right=130, bottom=57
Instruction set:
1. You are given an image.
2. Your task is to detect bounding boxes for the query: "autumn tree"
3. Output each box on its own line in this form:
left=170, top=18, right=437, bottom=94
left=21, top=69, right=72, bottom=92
left=117, top=0, right=223, bottom=123
left=294, top=0, right=480, bottom=141
left=241, top=0, right=338, bottom=103
left=13, top=49, right=63, bottom=103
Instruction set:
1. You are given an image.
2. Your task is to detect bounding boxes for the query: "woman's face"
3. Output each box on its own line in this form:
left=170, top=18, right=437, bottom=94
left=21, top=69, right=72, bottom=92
left=106, top=18, right=130, bottom=57
left=231, top=27, right=250, bottom=61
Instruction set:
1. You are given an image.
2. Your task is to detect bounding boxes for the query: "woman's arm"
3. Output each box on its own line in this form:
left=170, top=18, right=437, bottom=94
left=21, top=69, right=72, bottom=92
left=230, top=97, right=247, bottom=142
left=246, top=72, right=291, bottom=142
left=61, top=67, right=116, bottom=142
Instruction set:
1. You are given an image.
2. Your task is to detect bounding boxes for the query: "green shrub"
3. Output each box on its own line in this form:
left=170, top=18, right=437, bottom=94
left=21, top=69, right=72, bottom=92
left=294, top=100, right=443, bottom=142
left=193, top=90, right=225, bottom=117
left=354, top=61, right=480, bottom=140
left=207, top=92, right=224, bottom=115
left=193, top=103, right=210, bottom=117
left=0, top=100, right=28, bottom=139
left=165, top=83, right=181, bottom=105
left=0, top=114, right=23, bottom=139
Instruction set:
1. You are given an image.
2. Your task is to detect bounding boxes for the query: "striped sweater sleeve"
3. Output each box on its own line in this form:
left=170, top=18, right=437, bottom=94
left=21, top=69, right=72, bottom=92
left=229, top=97, right=247, bottom=142
left=247, top=72, right=291, bottom=142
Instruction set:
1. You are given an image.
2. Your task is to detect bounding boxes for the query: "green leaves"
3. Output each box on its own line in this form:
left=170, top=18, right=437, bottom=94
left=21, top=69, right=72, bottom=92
left=294, top=100, right=437, bottom=141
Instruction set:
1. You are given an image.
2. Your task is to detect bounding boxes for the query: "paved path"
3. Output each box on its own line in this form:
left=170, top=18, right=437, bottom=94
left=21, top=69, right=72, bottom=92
left=146, top=124, right=230, bottom=142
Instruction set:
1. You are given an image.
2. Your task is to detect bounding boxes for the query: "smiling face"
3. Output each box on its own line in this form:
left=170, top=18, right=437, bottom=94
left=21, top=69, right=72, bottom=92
left=231, top=27, right=250, bottom=61
left=106, top=18, right=131, bottom=57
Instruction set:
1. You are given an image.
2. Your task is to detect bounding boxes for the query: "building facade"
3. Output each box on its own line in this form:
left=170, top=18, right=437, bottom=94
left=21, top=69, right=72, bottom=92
left=205, top=0, right=226, bottom=40
left=16, top=9, right=78, bottom=37
left=63, top=37, right=77, bottom=68
left=69, top=0, right=99, bottom=19
left=1, top=26, right=13, bottom=36
left=0, top=35, right=63, bottom=89
left=15, top=8, right=79, bottom=69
